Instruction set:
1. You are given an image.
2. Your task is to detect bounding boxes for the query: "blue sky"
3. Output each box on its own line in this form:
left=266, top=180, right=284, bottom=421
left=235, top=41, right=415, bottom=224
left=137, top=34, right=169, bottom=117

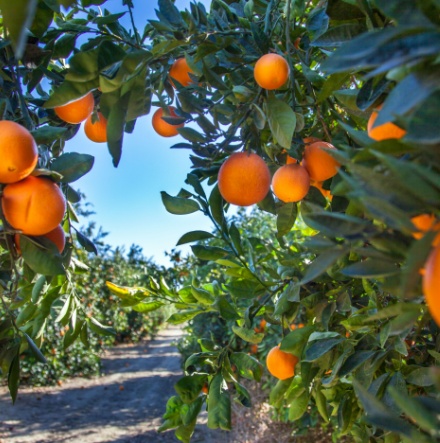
left=65, top=0, right=214, bottom=266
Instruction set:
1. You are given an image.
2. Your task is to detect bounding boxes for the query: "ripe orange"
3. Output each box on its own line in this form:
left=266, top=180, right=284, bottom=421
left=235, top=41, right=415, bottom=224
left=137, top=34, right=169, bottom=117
left=311, top=180, right=332, bottom=200
left=367, top=104, right=406, bottom=141
left=2, top=176, right=66, bottom=236
left=84, top=112, right=107, bottom=143
left=303, top=141, right=340, bottom=182
left=54, top=92, right=94, bottom=124
left=254, top=53, right=289, bottom=90
left=14, top=225, right=66, bottom=255
left=250, top=344, right=258, bottom=354
left=422, top=244, right=440, bottom=326
left=290, top=323, right=305, bottom=330
left=260, top=318, right=267, bottom=329
left=201, top=383, right=209, bottom=394
left=0, top=121, right=38, bottom=184
left=218, top=152, right=271, bottom=206
left=152, top=107, right=184, bottom=138
left=266, top=345, right=299, bottom=380
left=272, top=163, right=310, bottom=203
left=411, top=214, right=440, bottom=246
left=169, top=57, right=195, bottom=88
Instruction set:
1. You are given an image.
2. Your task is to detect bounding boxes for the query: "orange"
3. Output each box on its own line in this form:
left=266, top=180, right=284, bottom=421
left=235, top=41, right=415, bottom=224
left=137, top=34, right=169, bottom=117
left=311, top=180, right=332, bottom=200
left=84, top=112, right=107, bottom=143
left=201, top=383, right=209, bottom=394
left=290, top=323, right=305, bottom=330
left=254, top=53, right=289, bottom=90
left=367, top=104, right=406, bottom=141
left=0, top=121, right=38, bottom=184
left=2, top=176, right=66, bottom=236
left=260, top=318, right=267, bottom=329
left=54, top=92, right=94, bottom=124
left=218, top=152, right=271, bottom=206
left=250, top=344, right=258, bottom=354
left=272, top=163, right=310, bottom=203
left=303, top=141, right=340, bottom=182
left=169, top=57, right=195, bottom=88
left=422, top=244, right=440, bottom=326
left=152, top=107, right=184, bottom=138
left=15, top=225, right=66, bottom=255
left=266, top=345, right=299, bottom=380
left=411, top=214, right=440, bottom=246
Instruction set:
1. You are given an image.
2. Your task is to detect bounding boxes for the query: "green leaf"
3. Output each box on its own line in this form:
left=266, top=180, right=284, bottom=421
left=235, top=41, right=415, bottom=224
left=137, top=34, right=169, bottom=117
left=232, top=325, right=264, bottom=344
left=87, top=317, right=116, bottom=336
left=277, top=203, right=297, bottom=237
left=32, top=126, right=68, bottom=144
left=161, top=191, right=200, bottom=215
left=178, top=127, right=205, bottom=143
left=339, top=351, right=375, bottom=377
left=406, top=368, right=434, bottom=387
left=176, top=230, right=214, bottom=246
left=207, top=373, right=231, bottom=430
left=352, top=380, right=415, bottom=438
left=288, top=389, right=309, bottom=421
left=341, top=259, right=400, bottom=278
left=191, top=287, right=215, bottom=305
left=8, top=351, right=20, bottom=404
left=265, top=97, right=296, bottom=149
left=21, top=237, right=65, bottom=276
left=174, top=374, right=206, bottom=404
left=191, top=245, right=228, bottom=261
left=24, top=333, right=46, bottom=364
left=44, top=80, right=98, bottom=109
left=230, top=352, right=263, bottom=382
left=106, top=93, right=129, bottom=167
left=304, top=337, right=344, bottom=361
left=51, top=152, right=94, bottom=183
left=0, top=0, right=38, bottom=59
left=75, top=229, right=98, bottom=255
left=301, top=248, right=348, bottom=285
left=132, top=301, right=165, bottom=313
left=312, top=23, right=366, bottom=48
left=167, top=309, right=203, bottom=324
left=280, top=326, right=314, bottom=356
left=390, top=390, right=440, bottom=436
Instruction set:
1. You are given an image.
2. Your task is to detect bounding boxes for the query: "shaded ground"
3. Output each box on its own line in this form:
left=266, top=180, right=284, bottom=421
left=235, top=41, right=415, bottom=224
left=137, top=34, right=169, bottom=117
left=0, top=326, right=229, bottom=443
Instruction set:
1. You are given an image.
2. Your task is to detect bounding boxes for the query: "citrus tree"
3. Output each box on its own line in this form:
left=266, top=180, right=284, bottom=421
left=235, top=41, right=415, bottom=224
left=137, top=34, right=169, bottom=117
left=0, top=0, right=440, bottom=442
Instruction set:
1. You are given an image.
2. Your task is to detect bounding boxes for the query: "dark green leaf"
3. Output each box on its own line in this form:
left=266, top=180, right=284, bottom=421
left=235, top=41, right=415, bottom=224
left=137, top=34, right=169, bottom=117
left=32, top=126, right=67, bottom=144
left=406, top=368, right=434, bottom=387
left=0, top=0, right=38, bottom=59
left=174, top=374, right=206, bottom=404
left=24, top=333, right=46, bottom=364
left=8, top=352, right=20, bottom=404
left=341, top=259, right=400, bottom=278
left=265, top=97, right=296, bottom=149
left=21, top=236, right=65, bottom=276
left=230, top=352, right=263, bottom=382
left=168, top=309, right=203, bottom=324
left=288, top=389, right=309, bottom=421
left=51, top=152, right=94, bottom=183
left=304, top=337, right=344, bottom=361
left=75, top=230, right=98, bottom=255
left=176, top=230, right=214, bottom=246
left=191, top=245, right=228, bottom=261
left=207, top=373, right=231, bottom=430
left=277, top=203, right=297, bottom=237
left=161, top=191, right=200, bottom=215
left=87, top=317, right=116, bottom=336
left=280, top=326, right=314, bottom=357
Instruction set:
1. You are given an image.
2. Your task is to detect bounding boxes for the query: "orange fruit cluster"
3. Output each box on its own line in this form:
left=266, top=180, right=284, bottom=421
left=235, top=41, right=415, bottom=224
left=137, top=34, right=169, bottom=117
left=0, top=120, right=67, bottom=253
left=218, top=152, right=271, bottom=206
left=266, top=345, right=299, bottom=380
left=367, top=104, right=406, bottom=141
left=254, top=53, right=289, bottom=90
left=273, top=138, right=338, bottom=203
left=152, top=107, right=184, bottom=138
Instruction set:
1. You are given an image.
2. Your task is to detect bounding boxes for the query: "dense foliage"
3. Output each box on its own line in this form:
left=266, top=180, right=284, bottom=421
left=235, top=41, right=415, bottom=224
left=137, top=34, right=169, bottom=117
left=0, top=0, right=440, bottom=442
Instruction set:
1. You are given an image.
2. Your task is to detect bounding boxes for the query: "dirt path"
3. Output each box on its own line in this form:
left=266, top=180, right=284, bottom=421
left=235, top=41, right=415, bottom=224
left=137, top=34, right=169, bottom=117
left=0, top=326, right=230, bottom=443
